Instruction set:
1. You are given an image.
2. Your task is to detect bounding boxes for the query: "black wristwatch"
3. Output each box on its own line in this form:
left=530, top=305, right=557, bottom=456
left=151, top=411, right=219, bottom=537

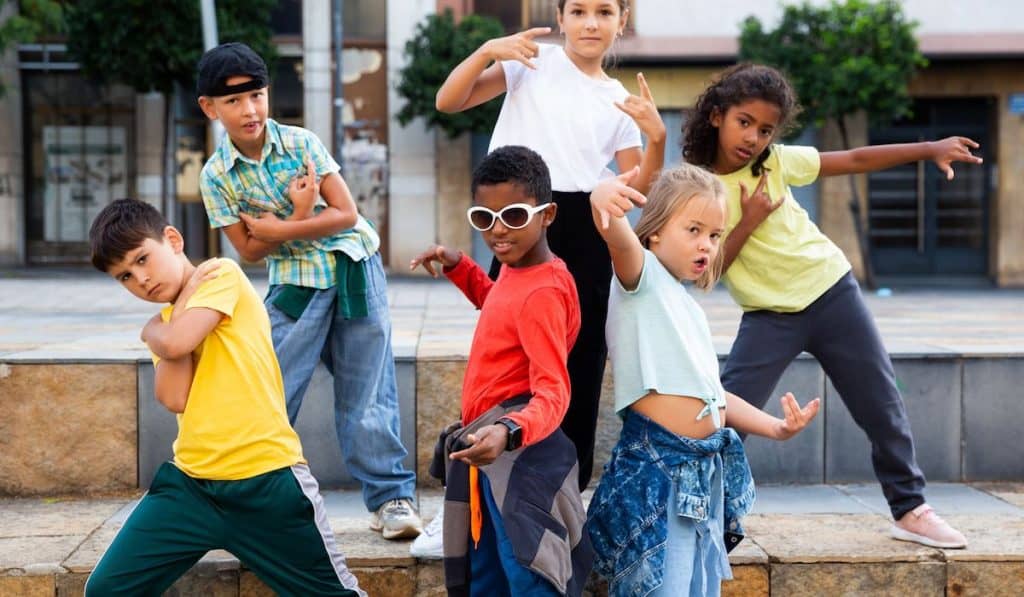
left=496, top=417, right=523, bottom=451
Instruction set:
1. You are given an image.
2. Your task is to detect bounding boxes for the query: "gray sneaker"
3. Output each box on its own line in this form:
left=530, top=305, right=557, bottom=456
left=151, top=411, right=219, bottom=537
left=370, top=498, right=423, bottom=540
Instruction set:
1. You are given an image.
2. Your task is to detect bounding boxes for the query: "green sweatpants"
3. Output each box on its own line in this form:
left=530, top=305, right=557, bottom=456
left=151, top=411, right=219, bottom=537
left=84, top=462, right=363, bottom=596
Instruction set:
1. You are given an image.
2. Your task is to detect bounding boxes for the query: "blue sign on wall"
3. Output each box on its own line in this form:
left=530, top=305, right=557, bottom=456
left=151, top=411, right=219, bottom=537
left=1010, top=93, right=1024, bottom=115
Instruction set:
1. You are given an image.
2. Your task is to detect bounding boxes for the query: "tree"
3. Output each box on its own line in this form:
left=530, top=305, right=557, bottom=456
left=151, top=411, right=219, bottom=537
left=0, top=0, right=64, bottom=97
left=395, top=9, right=505, bottom=138
left=739, top=0, right=926, bottom=288
left=64, top=0, right=276, bottom=214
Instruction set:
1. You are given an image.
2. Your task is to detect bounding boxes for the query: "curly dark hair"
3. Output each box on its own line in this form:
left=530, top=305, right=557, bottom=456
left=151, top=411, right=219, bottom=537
left=683, top=63, right=801, bottom=176
left=472, top=145, right=552, bottom=205
left=89, top=199, right=168, bottom=272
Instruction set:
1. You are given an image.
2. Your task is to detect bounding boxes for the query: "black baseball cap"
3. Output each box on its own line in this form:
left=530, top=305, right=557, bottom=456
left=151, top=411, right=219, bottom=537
left=196, top=42, right=269, bottom=98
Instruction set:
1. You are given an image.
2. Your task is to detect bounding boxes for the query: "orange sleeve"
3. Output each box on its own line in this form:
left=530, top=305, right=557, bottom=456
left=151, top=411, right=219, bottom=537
left=444, top=255, right=494, bottom=309
left=504, top=286, right=574, bottom=446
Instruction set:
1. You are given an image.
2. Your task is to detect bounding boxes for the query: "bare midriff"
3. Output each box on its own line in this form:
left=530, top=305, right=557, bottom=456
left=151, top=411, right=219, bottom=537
left=629, top=391, right=726, bottom=439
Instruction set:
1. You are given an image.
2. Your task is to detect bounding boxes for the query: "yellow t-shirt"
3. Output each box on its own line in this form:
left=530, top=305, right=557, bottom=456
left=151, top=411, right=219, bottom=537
left=717, top=144, right=851, bottom=312
left=155, top=258, right=304, bottom=480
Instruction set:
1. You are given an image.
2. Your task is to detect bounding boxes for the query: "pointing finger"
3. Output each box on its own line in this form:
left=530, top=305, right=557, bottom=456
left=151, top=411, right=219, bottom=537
left=637, top=72, right=653, bottom=101
left=754, top=173, right=768, bottom=196
left=521, top=26, right=552, bottom=39
left=960, top=137, right=980, bottom=149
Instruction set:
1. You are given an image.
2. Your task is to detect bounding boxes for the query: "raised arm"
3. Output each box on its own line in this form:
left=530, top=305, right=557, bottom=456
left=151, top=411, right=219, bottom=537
left=435, top=27, right=549, bottom=113
left=819, top=136, right=981, bottom=179
left=614, top=73, right=666, bottom=195
left=590, top=168, right=647, bottom=288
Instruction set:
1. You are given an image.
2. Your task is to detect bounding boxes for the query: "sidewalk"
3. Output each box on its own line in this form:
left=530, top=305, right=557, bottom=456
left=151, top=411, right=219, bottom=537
left=2, top=483, right=1023, bottom=595
left=3, top=268, right=1024, bottom=360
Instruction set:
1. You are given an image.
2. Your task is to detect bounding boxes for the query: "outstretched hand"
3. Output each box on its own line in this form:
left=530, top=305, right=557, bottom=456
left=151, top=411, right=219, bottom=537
left=738, top=174, right=782, bottom=229
left=614, top=73, right=665, bottom=143
left=771, top=392, right=821, bottom=441
left=929, top=136, right=982, bottom=180
left=590, top=167, right=647, bottom=229
left=409, top=244, right=461, bottom=277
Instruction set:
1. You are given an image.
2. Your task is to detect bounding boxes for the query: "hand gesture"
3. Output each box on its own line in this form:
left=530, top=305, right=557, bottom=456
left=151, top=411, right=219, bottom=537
left=771, top=392, right=821, bottom=441
left=929, top=136, right=982, bottom=180
left=738, top=174, right=782, bottom=229
left=172, top=258, right=222, bottom=318
left=409, top=244, right=461, bottom=277
left=591, top=167, right=647, bottom=229
left=482, top=27, right=551, bottom=70
left=449, top=424, right=508, bottom=466
left=614, top=73, right=666, bottom=143
left=288, top=156, right=319, bottom=218
left=239, top=211, right=285, bottom=242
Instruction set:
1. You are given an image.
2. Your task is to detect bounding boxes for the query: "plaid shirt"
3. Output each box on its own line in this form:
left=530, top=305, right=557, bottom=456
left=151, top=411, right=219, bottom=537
left=199, top=118, right=379, bottom=289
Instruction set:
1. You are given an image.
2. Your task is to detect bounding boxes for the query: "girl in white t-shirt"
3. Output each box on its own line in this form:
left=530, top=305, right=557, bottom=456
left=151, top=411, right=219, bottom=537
left=435, top=0, right=665, bottom=495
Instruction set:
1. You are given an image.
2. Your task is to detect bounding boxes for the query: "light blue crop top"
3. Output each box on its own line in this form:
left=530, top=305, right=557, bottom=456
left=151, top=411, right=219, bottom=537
left=606, top=249, right=727, bottom=426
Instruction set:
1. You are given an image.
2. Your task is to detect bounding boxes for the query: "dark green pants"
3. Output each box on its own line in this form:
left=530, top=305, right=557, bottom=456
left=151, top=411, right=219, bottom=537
left=84, top=462, right=363, bottom=596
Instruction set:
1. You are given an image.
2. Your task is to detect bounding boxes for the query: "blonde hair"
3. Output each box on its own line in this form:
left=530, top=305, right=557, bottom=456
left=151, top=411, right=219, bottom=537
left=633, top=164, right=728, bottom=291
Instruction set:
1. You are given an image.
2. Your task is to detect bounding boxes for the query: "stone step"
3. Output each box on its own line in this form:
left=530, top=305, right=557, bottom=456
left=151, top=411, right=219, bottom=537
left=2, top=484, right=1023, bottom=596
left=2, top=352, right=1024, bottom=497
left=4, top=278, right=1024, bottom=497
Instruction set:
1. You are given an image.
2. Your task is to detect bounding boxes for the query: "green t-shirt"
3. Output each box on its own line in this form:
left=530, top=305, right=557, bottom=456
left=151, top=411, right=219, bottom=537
left=717, top=145, right=851, bottom=312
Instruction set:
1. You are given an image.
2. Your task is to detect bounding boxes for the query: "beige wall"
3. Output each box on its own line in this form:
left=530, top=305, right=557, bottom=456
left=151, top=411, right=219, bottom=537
left=613, top=65, right=721, bottom=109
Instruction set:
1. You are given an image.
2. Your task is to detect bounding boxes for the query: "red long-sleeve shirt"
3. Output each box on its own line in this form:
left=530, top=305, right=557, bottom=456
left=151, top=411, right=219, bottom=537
left=445, top=255, right=580, bottom=447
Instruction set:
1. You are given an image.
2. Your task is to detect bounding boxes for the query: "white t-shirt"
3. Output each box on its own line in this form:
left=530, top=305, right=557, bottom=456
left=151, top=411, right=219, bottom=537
left=488, top=43, right=642, bottom=192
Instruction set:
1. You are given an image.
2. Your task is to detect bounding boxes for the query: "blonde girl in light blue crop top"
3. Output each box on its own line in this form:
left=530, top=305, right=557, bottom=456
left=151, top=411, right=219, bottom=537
left=590, top=163, right=821, bottom=440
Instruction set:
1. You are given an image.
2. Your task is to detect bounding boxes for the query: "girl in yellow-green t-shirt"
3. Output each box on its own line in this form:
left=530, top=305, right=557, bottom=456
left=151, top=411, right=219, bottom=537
left=681, top=63, right=983, bottom=550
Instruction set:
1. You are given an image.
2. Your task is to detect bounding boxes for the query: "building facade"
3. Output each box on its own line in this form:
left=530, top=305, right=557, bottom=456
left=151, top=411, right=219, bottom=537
left=389, top=0, right=1024, bottom=286
left=1, top=0, right=1022, bottom=286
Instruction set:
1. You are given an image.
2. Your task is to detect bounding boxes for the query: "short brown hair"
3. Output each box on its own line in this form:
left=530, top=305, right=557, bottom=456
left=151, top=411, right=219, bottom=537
left=89, top=199, right=168, bottom=272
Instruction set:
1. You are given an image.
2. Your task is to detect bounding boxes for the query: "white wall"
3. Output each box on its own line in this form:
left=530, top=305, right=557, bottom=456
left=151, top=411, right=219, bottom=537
left=387, top=1, right=439, bottom=271
left=0, top=2, right=23, bottom=264
left=634, top=0, right=1022, bottom=38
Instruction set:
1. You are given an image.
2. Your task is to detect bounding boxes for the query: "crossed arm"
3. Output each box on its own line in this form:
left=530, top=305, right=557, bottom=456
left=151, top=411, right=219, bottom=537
left=220, top=157, right=360, bottom=262
left=142, top=262, right=224, bottom=413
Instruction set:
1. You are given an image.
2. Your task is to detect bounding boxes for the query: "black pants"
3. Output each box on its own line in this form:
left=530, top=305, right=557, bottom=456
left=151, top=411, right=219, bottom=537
left=720, top=271, right=926, bottom=519
left=489, top=191, right=609, bottom=491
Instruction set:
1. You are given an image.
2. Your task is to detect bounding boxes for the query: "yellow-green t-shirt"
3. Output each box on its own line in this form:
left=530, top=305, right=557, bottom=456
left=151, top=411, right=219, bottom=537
left=155, top=258, right=304, bottom=480
left=717, top=144, right=851, bottom=312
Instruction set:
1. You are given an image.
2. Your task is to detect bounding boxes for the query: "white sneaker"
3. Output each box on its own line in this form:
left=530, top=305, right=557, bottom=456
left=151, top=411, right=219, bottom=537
left=410, top=510, right=444, bottom=559
left=370, top=498, right=423, bottom=540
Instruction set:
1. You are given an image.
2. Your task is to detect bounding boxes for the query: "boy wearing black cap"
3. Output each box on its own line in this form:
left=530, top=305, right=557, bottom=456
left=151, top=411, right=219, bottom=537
left=196, top=42, right=421, bottom=539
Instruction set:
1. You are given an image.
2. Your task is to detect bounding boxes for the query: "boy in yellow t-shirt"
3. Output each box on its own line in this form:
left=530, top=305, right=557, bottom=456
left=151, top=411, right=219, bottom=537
left=83, top=199, right=365, bottom=597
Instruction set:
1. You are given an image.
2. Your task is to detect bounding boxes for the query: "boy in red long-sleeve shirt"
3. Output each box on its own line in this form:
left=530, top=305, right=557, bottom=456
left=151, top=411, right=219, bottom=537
left=411, top=145, right=588, bottom=595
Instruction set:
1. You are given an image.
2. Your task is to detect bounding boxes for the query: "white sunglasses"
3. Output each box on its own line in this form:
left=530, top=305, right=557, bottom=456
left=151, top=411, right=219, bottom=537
left=466, top=202, right=552, bottom=231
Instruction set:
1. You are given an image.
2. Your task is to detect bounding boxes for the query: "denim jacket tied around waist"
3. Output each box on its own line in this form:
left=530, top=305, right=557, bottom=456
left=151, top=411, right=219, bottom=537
left=587, top=410, right=756, bottom=597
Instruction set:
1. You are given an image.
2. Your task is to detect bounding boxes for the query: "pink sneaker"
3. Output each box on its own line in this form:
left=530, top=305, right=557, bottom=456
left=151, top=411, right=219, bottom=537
left=891, top=504, right=967, bottom=549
